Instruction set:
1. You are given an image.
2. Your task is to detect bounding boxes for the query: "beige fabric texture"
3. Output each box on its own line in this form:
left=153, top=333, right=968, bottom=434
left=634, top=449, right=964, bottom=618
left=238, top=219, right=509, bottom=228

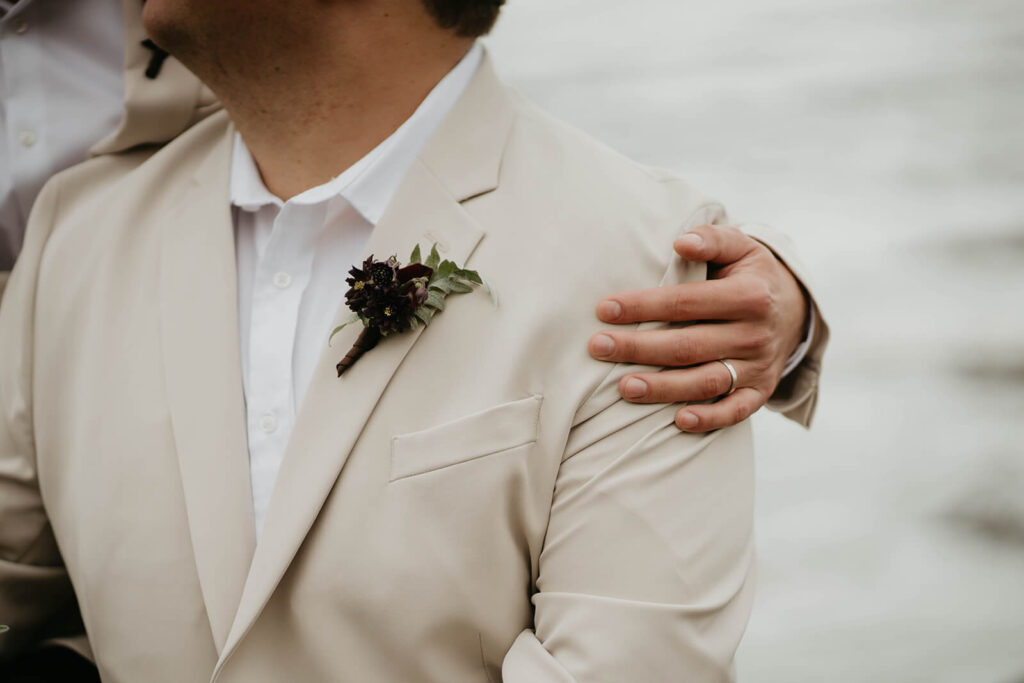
left=0, top=54, right=767, bottom=681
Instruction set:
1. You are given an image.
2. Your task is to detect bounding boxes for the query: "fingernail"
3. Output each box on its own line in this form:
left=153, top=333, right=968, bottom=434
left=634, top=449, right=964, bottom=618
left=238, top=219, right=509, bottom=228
left=676, top=233, right=703, bottom=250
left=597, top=300, right=623, bottom=321
left=676, top=411, right=699, bottom=429
left=591, top=334, right=616, bottom=357
left=623, top=377, right=648, bottom=399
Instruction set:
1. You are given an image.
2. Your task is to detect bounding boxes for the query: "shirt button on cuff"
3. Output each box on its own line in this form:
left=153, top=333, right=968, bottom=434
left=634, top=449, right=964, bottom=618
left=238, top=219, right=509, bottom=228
left=273, top=271, right=292, bottom=289
left=13, top=20, right=29, bottom=34
left=18, top=131, right=37, bottom=148
left=259, top=413, right=278, bottom=434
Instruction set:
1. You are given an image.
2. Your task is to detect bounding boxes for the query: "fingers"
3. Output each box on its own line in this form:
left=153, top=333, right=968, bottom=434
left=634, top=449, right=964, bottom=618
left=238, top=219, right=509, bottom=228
left=617, top=361, right=745, bottom=403
left=614, top=359, right=771, bottom=432
left=595, top=225, right=777, bottom=326
left=673, top=224, right=759, bottom=266
left=588, top=322, right=769, bottom=367
left=596, top=277, right=758, bottom=324
left=674, top=387, right=765, bottom=432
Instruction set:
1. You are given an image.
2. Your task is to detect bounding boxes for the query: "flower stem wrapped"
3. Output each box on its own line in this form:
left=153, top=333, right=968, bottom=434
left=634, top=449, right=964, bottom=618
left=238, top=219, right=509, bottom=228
left=330, top=244, right=489, bottom=376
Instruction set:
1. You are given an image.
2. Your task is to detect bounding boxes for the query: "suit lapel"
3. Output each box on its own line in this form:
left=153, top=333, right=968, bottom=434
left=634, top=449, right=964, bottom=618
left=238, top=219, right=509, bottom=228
left=159, top=125, right=256, bottom=653
left=216, top=54, right=518, bottom=670
left=216, top=161, right=484, bottom=667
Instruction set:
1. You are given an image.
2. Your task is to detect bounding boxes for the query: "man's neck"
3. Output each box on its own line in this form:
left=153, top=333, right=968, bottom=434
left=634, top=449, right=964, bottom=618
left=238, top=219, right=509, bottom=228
left=189, top=12, right=473, bottom=201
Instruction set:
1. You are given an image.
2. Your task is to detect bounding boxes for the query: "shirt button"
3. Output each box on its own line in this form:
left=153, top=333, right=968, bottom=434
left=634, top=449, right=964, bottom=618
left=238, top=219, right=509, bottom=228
left=259, top=412, right=278, bottom=434
left=18, top=130, right=37, bottom=148
left=13, top=20, right=29, bottom=35
left=272, top=271, right=292, bottom=289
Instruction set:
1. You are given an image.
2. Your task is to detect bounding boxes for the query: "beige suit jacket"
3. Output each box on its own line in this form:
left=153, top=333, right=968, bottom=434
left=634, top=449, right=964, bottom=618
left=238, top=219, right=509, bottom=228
left=0, top=53, right=767, bottom=681
left=0, top=0, right=826, bottom=426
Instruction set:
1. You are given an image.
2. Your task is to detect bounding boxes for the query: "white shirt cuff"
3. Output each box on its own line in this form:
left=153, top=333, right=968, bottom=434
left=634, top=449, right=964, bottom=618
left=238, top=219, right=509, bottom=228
left=780, top=303, right=816, bottom=379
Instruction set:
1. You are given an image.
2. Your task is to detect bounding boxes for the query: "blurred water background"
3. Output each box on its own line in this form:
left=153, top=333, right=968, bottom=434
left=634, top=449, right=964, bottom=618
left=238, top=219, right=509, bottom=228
left=487, top=1, right=1024, bottom=681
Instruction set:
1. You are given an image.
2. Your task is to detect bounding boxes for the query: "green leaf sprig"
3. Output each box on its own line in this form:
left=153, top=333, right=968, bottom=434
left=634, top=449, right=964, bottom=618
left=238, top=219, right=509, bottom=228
left=405, top=243, right=494, bottom=330
left=330, top=244, right=493, bottom=375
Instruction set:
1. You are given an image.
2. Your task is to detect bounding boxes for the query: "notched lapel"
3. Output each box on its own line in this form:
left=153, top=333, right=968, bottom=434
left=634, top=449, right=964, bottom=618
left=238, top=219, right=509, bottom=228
left=159, top=127, right=256, bottom=654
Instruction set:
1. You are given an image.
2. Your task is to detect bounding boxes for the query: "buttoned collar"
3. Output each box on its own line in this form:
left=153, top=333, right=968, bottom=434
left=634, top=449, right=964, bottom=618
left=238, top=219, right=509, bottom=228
left=230, top=41, right=484, bottom=226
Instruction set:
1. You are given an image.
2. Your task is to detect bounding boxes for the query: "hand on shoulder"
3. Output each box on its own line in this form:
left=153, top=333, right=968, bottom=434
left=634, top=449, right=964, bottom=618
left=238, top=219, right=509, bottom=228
left=590, top=223, right=814, bottom=431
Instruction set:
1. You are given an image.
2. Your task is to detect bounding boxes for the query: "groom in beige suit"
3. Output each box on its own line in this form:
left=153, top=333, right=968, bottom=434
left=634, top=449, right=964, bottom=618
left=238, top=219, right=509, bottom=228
left=0, top=1, right=825, bottom=681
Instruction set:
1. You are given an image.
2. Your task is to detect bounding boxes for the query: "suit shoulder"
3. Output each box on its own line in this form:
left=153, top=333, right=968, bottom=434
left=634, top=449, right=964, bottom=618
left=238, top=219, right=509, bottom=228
left=41, top=110, right=232, bottom=226
left=28, top=111, right=233, bottom=292
left=479, top=96, right=726, bottom=264
left=503, top=96, right=723, bottom=226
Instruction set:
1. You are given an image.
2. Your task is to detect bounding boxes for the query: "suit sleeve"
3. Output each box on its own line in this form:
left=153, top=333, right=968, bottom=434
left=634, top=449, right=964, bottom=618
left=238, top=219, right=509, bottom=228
left=740, top=222, right=830, bottom=428
left=0, top=178, right=89, bottom=662
left=503, top=206, right=757, bottom=681
left=503, top=398, right=755, bottom=682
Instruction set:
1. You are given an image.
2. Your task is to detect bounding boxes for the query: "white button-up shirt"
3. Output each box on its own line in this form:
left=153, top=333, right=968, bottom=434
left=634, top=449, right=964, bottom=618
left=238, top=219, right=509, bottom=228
left=0, top=0, right=124, bottom=269
left=232, top=42, right=484, bottom=537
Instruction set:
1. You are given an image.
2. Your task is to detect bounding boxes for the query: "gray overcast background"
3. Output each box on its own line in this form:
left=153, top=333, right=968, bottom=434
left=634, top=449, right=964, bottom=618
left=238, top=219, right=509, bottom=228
left=486, top=1, right=1024, bottom=681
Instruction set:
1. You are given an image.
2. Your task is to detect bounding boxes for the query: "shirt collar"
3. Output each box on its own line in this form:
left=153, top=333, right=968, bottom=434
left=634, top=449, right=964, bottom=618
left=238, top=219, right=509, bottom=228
left=230, top=41, right=484, bottom=225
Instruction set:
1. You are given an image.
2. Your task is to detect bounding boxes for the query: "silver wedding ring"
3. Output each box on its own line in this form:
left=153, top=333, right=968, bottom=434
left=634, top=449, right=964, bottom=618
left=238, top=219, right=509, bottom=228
left=717, top=359, right=738, bottom=396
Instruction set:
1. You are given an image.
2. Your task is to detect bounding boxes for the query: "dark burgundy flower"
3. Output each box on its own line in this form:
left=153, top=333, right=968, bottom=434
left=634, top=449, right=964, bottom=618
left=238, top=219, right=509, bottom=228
left=344, top=255, right=433, bottom=336
left=337, top=254, right=434, bottom=376
left=398, top=262, right=432, bottom=282
left=335, top=246, right=485, bottom=377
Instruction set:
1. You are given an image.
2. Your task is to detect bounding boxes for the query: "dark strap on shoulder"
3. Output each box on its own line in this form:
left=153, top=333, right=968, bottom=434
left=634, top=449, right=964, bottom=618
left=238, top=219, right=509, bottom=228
left=140, top=38, right=170, bottom=79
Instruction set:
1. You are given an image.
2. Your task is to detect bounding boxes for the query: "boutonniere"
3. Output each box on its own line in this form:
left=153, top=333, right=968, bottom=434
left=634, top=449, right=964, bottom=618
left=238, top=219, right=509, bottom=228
left=329, top=244, right=492, bottom=376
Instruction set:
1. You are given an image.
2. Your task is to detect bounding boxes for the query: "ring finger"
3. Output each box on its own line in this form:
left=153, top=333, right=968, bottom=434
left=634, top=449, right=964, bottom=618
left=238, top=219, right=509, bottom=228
left=617, top=359, right=751, bottom=404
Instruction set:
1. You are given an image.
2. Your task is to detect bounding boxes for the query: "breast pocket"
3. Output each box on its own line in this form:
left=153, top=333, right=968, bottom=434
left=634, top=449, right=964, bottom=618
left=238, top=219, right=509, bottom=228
left=390, top=395, right=543, bottom=482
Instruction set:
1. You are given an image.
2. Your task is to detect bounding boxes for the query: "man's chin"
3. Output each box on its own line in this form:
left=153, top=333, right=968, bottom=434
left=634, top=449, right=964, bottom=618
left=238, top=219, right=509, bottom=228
left=141, top=0, right=196, bottom=57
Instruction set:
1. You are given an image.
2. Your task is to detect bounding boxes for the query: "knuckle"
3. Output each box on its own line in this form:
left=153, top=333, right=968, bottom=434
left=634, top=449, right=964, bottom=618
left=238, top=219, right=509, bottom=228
left=742, top=327, right=775, bottom=353
left=731, top=401, right=751, bottom=424
left=745, top=282, right=777, bottom=317
left=670, top=335, right=697, bottom=366
left=702, top=369, right=726, bottom=397
left=620, top=335, right=640, bottom=359
left=621, top=299, right=643, bottom=321
left=671, top=290, right=691, bottom=320
left=749, top=356, right=773, bottom=378
left=650, top=377, right=679, bottom=404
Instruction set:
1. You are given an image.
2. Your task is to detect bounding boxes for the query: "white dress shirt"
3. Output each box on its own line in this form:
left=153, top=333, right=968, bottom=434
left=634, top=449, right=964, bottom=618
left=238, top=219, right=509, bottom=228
left=232, top=42, right=484, bottom=537
left=0, top=0, right=124, bottom=269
